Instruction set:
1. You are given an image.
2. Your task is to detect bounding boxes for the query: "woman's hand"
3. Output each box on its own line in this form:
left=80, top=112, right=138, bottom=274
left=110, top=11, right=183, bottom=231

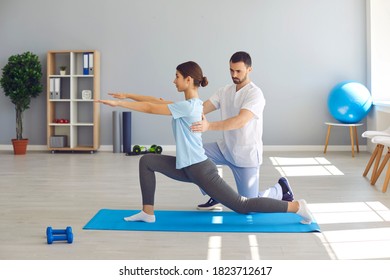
left=95, top=100, right=120, bottom=107
left=191, top=114, right=209, bottom=132
left=109, top=93, right=127, bottom=99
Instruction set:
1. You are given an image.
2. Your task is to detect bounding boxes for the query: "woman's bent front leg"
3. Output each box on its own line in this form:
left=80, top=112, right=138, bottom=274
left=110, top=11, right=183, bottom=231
left=139, top=154, right=191, bottom=205
left=125, top=154, right=191, bottom=223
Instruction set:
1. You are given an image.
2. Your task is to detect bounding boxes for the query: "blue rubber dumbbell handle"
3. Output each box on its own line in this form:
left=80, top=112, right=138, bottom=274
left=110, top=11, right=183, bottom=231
left=46, top=226, right=73, bottom=244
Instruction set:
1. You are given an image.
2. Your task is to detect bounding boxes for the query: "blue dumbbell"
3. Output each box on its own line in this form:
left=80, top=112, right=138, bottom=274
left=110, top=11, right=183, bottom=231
left=46, top=226, right=73, bottom=244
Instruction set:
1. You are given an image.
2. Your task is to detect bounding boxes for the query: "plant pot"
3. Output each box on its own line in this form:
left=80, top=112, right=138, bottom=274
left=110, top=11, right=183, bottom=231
left=60, top=70, right=66, bottom=75
left=12, top=139, right=28, bottom=155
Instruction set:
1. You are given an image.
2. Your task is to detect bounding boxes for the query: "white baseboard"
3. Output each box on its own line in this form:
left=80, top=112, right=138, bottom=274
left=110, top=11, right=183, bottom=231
left=98, top=145, right=177, bottom=152
left=263, top=145, right=367, bottom=152
left=0, top=145, right=47, bottom=151
left=0, top=144, right=367, bottom=152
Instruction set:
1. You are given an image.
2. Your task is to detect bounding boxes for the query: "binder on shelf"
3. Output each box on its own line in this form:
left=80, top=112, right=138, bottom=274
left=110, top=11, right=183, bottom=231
left=88, top=53, right=94, bottom=75
left=49, top=78, right=55, bottom=99
left=54, top=78, right=61, bottom=99
left=83, top=53, right=89, bottom=75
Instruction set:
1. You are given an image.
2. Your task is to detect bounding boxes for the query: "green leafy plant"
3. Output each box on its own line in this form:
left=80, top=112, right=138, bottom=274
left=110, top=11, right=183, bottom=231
left=0, top=52, right=43, bottom=140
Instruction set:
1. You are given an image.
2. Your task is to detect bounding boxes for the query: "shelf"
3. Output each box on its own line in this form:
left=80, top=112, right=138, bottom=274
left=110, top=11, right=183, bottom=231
left=48, top=99, right=94, bottom=102
left=48, top=146, right=97, bottom=154
left=48, top=75, right=94, bottom=78
left=49, top=75, right=71, bottom=78
left=73, top=75, right=94, bottom=78
left=47, top=50, right=100, bottom=152
left=49, top=123, right=71, bottom=126
left=73, top=123, right=94, bottom=126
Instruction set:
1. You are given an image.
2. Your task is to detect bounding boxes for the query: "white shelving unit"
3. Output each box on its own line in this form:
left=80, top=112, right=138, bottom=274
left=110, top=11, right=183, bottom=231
left=47, top=50, right=100, bottom=152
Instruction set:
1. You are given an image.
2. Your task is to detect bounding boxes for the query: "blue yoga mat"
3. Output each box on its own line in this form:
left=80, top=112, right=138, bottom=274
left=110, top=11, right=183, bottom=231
left=83, top=209, right=320, bottom=233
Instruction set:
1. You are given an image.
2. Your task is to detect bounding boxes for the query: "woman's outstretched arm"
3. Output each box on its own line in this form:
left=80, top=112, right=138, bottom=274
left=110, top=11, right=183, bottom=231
left=96, top=99, right=171, bottom=115
left=109, top=93, right=173, bottom=104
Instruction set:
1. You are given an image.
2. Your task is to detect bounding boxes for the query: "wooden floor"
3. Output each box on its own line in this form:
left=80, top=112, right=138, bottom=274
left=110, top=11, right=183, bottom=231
left=1, top=149, right=390, bottom=260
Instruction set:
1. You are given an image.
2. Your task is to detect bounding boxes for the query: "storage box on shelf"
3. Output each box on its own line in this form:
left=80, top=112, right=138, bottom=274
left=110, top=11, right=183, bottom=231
left=47, top=50, right=100, bottom=153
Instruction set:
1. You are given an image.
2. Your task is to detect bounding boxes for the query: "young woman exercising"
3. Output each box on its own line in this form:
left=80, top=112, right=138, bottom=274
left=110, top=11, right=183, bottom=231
left=96, top=61, right=314, bottom=224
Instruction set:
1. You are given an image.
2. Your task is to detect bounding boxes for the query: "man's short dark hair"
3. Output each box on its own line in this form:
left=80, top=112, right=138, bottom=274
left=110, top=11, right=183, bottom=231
left=230, top=51, right=252, bottom=67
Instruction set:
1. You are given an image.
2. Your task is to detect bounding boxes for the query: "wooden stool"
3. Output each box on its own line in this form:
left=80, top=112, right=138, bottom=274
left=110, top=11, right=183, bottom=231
left=370, top=136, right=390, bottom=193
left=323, top=122, right=363, bottom=157
left=362, top=128, right=390, bottom=182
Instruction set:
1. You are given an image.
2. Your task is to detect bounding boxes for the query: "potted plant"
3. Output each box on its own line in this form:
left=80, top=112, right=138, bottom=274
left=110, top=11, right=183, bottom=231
left=0, top=51, right=43, bottom=155
left=59, top=66, right=66, bottom=75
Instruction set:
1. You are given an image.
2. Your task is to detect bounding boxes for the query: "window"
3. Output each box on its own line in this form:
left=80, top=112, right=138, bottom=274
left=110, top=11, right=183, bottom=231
left=367, top=0, right=390, bottom=103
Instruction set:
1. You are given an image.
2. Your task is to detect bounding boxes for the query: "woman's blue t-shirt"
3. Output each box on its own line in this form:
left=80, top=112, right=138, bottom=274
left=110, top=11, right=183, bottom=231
left=167, top=98, right=207, bottom=169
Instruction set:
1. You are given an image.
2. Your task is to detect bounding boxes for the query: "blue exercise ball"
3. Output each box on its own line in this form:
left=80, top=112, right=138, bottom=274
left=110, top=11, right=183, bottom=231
left=327, top=81, right=372, bottom=124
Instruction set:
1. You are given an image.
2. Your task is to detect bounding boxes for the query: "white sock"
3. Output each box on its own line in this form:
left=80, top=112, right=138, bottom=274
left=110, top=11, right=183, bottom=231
left=124, top=211, right=156, bottom=223
left=296, top=199, right=314, bottom=224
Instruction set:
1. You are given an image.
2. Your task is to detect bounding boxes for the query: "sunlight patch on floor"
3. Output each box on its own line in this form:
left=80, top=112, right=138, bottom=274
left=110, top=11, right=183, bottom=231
left=310, top=201, right=390, bottom=224
left=205, top=201, right=390, bottom=260
left=322, top=227, right=390, bottom=259
left=270, top=157, right=331, bottom=166
left=207, top=236, right=221, bottom=260
left=248, top=235, right=260, bottom=260
left=313, top=201, right=390, bottom=259
left=270, top=157, right=344, bottom=176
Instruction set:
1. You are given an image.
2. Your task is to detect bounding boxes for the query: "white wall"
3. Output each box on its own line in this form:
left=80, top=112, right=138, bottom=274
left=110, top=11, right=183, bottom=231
left=0, top=0, right=367, bottom=147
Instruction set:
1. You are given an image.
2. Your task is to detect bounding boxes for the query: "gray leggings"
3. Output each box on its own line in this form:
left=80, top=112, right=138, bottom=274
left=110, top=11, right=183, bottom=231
left=139, top=154, right=288, bottom=214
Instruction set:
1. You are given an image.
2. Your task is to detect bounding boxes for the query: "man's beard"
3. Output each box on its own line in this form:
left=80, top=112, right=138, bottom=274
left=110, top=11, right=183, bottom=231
left=232, top=74, right=247, bottom=85
left=232, top=78, right=241, bottom=84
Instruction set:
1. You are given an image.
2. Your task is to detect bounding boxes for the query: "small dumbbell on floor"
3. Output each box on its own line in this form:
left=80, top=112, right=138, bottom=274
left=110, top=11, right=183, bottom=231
left=46, top=226, right=73, bottom=244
